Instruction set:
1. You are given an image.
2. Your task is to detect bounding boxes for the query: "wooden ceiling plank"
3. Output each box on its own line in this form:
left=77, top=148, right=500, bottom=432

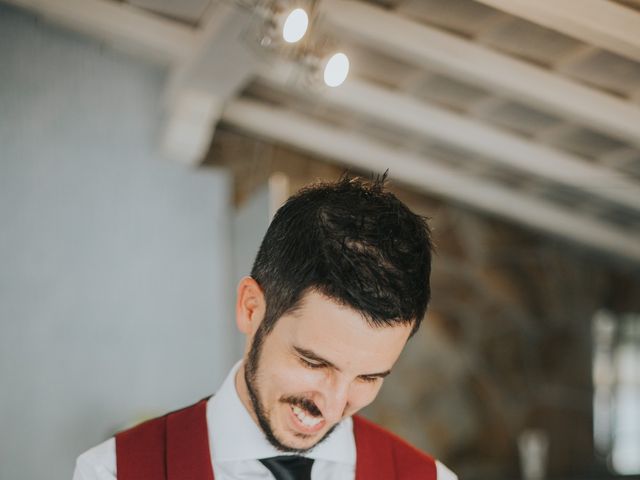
left=320, top=0, right=640, bottom=147
left=474, top=0, right=640, bottom=63
left=260, top=69, right=640, bottom=212
left=222, top=98, right=640, bottom=263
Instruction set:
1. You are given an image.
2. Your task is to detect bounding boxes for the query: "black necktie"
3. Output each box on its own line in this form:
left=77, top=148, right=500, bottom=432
left=259, top=455, right=314, bottom=480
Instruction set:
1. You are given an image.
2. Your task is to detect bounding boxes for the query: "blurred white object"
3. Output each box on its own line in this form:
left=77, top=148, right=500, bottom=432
left=592, top=311, right=640, bottom=475
left=518, top=429, right=549, bottom=480
left=611, top=316, right=640, bottom=474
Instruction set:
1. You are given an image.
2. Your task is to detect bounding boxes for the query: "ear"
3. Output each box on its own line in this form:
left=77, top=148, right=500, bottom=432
left=236, top=276, right=266, bottom=336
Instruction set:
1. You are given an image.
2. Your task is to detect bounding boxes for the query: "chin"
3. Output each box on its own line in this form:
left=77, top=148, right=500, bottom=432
left=282, top=437, right=316, bottom=452
left=275, top=419, right=339, bottom=453
left=270, top=428, right=319, bottom=453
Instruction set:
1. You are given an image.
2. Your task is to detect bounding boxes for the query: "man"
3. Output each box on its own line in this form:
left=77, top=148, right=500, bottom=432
left=74, top=175, right=457, bottom=479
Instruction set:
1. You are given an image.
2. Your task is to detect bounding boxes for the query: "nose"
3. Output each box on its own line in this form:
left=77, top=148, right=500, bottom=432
left=318, top=376, right=351, bottom=424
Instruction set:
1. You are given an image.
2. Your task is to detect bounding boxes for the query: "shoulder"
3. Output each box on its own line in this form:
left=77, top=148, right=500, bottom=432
left=353, top=415, right=458, bottom=480
left=73, top=414, right=168, bottom=480
left=115, top=414, right=167, bottom=444
left=73, top=414, right=169, bottom=480
left=73, top=399, right=209, bottom=480
left=73, top=438, right=117, bottom=480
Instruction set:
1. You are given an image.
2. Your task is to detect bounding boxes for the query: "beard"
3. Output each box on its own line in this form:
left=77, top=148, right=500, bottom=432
left=244, top=323, right=339, bottom=453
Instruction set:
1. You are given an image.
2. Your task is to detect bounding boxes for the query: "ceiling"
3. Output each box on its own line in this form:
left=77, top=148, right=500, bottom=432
left=6, top=0, right=640, bottom=264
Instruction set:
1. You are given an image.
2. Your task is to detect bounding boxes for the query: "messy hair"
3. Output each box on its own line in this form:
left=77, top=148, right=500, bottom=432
left=250, top=174, right=433, bottom=336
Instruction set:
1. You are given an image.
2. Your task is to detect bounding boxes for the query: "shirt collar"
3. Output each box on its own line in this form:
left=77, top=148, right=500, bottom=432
left=208, top=361, right=356, bottom=465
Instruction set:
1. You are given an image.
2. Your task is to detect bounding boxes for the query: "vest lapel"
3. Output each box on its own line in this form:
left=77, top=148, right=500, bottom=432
left=166, top=399, right=215, bottom=480
left=353, top=415, right=395, bottom=479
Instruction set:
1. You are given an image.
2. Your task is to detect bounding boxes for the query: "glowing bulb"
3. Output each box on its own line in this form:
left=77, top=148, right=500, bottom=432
left=323, top=52, right=349, bottom=87
left=282, top=8, right=308, bottom=43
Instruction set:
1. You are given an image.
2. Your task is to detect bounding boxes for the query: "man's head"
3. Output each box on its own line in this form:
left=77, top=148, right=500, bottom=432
left=235, top=175, right=433, bottom=452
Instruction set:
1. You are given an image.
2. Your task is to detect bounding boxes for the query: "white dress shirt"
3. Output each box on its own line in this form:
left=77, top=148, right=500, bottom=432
left=73, top=362, right=457, bottom=480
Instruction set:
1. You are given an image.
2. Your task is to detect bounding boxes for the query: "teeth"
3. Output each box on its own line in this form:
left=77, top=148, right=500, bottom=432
left=292, top=405, right=322, bottom=427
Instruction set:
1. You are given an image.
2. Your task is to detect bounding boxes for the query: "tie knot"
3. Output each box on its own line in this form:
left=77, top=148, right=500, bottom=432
left=259, top=455, right=314, bottom=480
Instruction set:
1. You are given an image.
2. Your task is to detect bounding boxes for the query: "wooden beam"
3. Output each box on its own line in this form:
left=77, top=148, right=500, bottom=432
left=474, top=0, right=640, bottom=63
left=222, top=98, right=640, bottom=263
left=320, top=0, right=640, bottom=147
left=260, top=69, right=640, bottom=212
left=5, top=0, right=195, bottom=63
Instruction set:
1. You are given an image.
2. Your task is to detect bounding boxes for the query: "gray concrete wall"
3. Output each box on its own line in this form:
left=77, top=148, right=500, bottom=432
left=0, top=5, right=237, bottom=479
left=231, top=184, right=272, bottom=358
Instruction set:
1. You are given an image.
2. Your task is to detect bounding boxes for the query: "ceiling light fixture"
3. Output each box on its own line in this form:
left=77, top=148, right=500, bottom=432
left=323, top=52, right=349, bottom=87
left=238, top=0, right=350, bottom=87
left=281, top=7, right=309, bottom=43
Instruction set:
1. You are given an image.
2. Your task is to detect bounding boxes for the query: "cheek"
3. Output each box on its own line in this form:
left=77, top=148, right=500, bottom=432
left=348, top=382, right=384, bottom=412
left=269, top=361, right=326, bottom=396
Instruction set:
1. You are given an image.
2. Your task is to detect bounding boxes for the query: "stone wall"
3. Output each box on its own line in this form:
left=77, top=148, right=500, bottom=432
left=367, top=201, right=640, bottom=479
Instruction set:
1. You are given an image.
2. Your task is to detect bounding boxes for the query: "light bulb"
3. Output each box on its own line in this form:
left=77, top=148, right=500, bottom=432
left=282, top=8, right=308, bottom=43
left=323, top=52, right=349, bottom=87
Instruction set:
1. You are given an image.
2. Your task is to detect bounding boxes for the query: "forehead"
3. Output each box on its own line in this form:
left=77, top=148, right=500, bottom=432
left=272, top=291, right=412, bottom=370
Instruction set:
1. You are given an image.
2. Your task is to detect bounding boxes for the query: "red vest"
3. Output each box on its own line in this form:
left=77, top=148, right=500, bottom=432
left=116, top=399, right=437, bottom=479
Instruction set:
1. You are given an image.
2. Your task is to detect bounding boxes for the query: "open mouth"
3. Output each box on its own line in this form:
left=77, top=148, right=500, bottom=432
left=289, top=403, right=325, bottom=433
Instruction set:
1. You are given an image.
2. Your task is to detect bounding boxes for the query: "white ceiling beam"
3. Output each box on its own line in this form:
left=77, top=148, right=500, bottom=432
left=128, top=0, right=210, bottom=25
left=474, top=0, right=640, bottom=63
left=4, top=0, right=195, bottom=63
left=160, top=90, right=224, bottom=165
left=222, top=98, right=640, bottom=264
left=166, top=2, right=259, bottom=103
left=320, top=0, right=640, bottom=147
left=161, top=2, right=262, bottom=164
left=260, top=69, right=640, bottom=212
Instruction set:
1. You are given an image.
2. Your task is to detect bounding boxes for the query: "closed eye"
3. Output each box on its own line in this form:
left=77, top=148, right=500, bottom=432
left=293, top=345, right=391, bottom=380
left=359, top=375, right=381, bottom=384
left=299, top=356, right=326, bottom=369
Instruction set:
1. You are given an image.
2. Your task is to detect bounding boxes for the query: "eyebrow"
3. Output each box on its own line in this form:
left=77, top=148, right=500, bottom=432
left=293, top=346, right=392, bottom=378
